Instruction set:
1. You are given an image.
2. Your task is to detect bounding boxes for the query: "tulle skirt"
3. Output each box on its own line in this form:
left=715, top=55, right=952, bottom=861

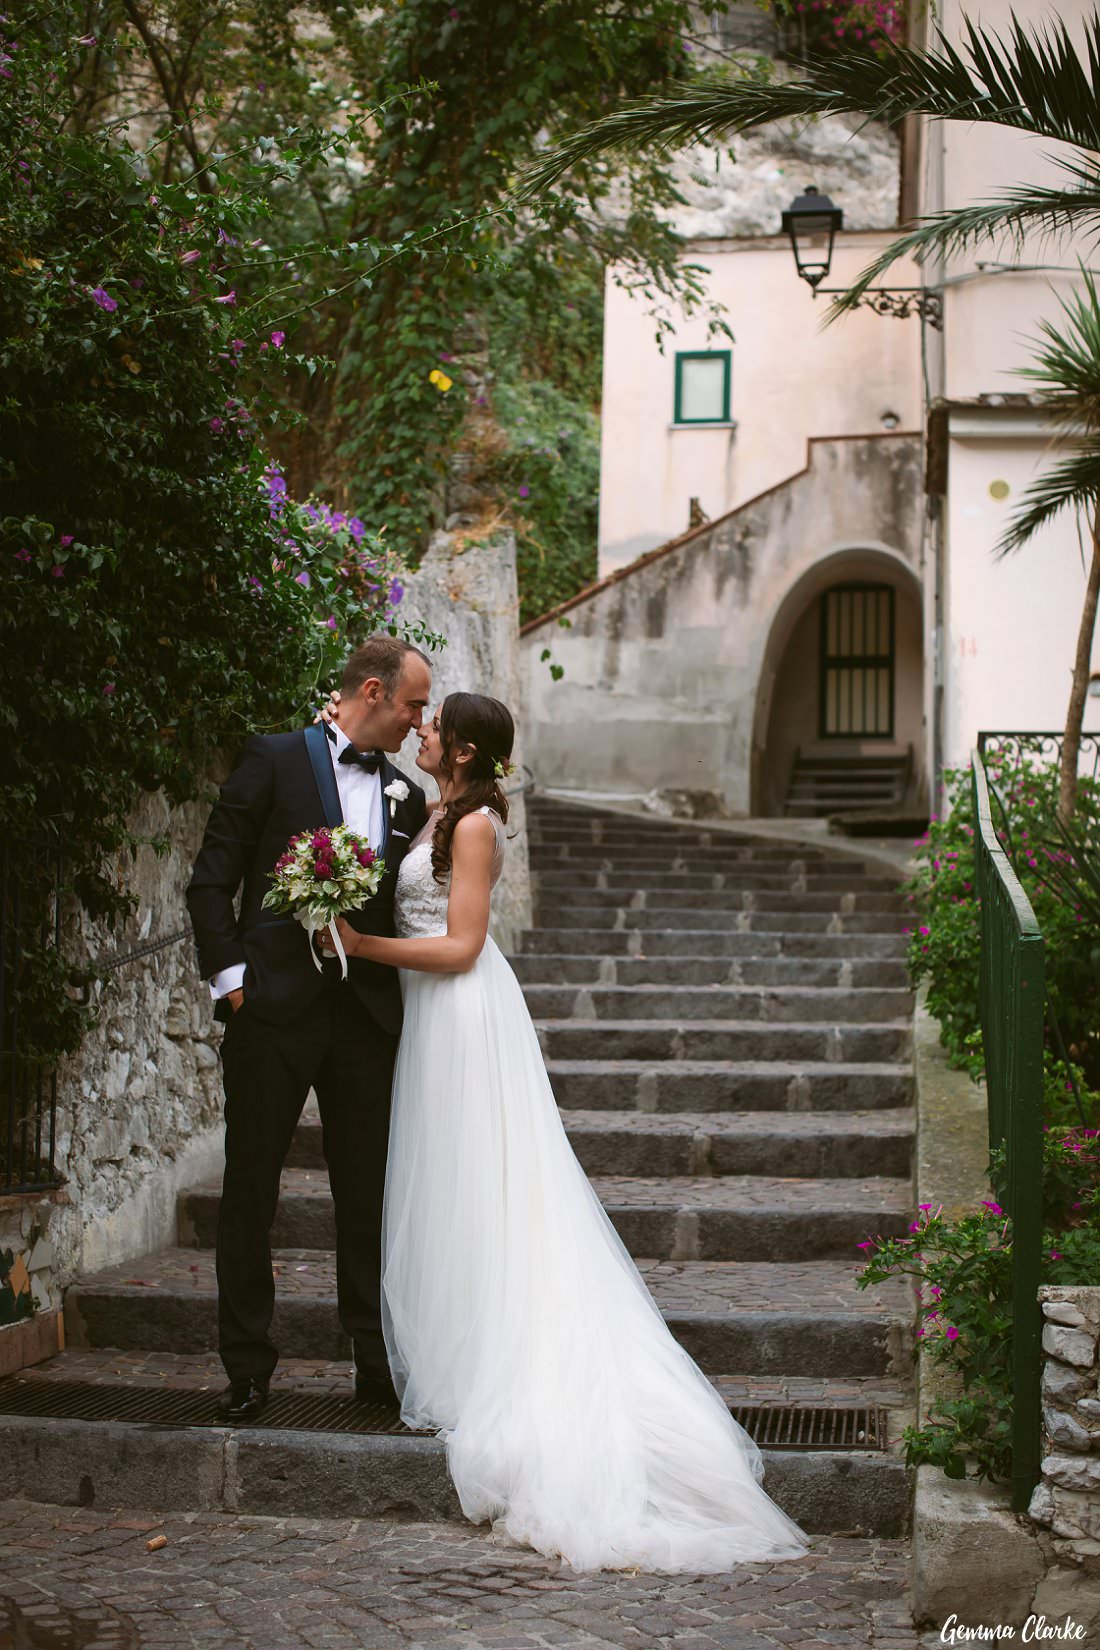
left=381, top=937, right=809, bottom=1574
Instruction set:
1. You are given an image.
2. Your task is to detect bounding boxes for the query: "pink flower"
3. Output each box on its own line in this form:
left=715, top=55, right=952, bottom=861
left=325, top=616, right=338, bottom=630
left=59, top=534, right=74, bottom=547
left=856, top=1240, right=872, bottom=1251
left=14, top=547, right=31, bottom=563
left=90, top=285, right=117, bottom=312
left=209, top=417, right=224, bottom=433
left=214, top=290, right=236, bottom=306
left=358, top=848, right=375, bottom=867
left=314, top=861, right=332, bottom=880
left=518, top=484, right=530, bottom=498
left=944, top=1325, right=960, bottom=1341
left=179, top=249, right=202, bottom=265
left=50, top=564, right=64, bottom=578
left=294, top=571, right=310, bottom=588
left=76, top=33, right=97, bottom=45
left=980, top=1199, right=1003, bottom=1216
left=102, top=682, right=115, bottom=696
left=270, top=330, right=286, bottom=348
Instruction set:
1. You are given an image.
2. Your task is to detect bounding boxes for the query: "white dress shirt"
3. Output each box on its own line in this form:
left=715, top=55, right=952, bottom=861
left=209, top=724, right=384, bottom=999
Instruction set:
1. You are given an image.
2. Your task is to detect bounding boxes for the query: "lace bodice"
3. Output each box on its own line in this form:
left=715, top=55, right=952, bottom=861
left=394, top=807, right=506, bottom=939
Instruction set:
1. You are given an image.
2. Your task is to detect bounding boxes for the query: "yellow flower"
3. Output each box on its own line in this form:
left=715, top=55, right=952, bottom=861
left=428, top=369, right=453, bottom=393
left=121, top=354, right=141, bottom=374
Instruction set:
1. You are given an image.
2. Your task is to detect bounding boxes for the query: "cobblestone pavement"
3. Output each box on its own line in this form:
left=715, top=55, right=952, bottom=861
left=0, top=1500, right=921, bottom=1650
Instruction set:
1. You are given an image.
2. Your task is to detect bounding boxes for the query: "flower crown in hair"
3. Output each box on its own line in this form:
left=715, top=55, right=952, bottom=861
left=493, top=758, right=514, bottom=780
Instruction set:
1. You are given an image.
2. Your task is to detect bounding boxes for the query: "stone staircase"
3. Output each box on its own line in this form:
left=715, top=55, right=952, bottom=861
left=1, top=795, right=917, bottom=1537
left=784, top=751, right=912, bottom=817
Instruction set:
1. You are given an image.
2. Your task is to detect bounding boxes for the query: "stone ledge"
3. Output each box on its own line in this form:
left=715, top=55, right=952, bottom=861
left=0, top=1308, right=64, bottom=1376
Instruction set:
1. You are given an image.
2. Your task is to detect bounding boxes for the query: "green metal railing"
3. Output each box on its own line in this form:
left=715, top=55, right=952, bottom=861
left=971, top=750, right=1046, bottom=1513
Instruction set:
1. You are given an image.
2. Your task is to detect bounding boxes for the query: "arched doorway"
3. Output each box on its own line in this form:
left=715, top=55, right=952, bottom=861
left=751, top=548, right=925, bottom=817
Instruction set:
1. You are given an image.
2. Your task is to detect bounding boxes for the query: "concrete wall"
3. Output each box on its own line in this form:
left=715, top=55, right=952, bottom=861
left=940, top=409, right=1100, bottom=769
left=522, top=434, right=923, bottom=814
left=598, top=236, right=924, bottom=573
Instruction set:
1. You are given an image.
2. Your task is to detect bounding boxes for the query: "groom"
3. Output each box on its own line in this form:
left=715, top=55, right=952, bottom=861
left=187, top=635, right=431, bottom=1423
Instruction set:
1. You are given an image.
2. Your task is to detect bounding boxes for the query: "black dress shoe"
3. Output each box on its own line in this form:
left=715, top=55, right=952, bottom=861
left=354, top=1371, right=400, bottom=1409
left=216, top=1377, right=270, bottom=1425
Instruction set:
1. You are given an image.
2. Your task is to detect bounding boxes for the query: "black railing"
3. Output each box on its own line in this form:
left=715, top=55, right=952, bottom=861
left=978, top=730, right=1100, bottom=787
left=1, top=837, right=63, bottom=1196
left=971, top=751, right=1046, bottom=1513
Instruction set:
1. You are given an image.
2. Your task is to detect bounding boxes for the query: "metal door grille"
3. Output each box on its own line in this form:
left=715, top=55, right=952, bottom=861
left=819, top=585, right=895, bottom=739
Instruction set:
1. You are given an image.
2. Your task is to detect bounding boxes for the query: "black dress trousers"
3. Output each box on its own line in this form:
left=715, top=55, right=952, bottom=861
left=215, top=981, right=397, bottom=1384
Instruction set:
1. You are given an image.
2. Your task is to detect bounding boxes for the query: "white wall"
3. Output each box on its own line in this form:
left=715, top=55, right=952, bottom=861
left=598, top=234, right=924, bottom=573
left=943, top=416, right=1100, bottom=767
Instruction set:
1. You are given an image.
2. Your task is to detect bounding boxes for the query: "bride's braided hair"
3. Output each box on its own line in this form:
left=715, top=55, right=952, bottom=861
left=431, top=692, right=514, bottom=885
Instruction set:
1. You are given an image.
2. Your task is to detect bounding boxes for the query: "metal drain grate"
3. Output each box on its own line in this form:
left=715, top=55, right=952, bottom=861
left=0, top=1378, right=886, bottom=1450
left=0, top=1376, right=424, bottom=1436
left=730, top=1403, right=886, bottom=1451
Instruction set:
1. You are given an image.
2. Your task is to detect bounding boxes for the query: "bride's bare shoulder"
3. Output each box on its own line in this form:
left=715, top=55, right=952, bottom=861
left=452, top=808, right=498, bottom=847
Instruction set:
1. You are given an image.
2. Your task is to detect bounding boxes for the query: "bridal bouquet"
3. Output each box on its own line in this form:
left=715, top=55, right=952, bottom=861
left=263, top=826, right=385, bottom=979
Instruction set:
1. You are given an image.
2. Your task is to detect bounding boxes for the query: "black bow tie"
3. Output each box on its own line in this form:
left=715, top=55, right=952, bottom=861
left=338, top=745, right=382, bottom=773
left=325, top=726, right=383, bottom=773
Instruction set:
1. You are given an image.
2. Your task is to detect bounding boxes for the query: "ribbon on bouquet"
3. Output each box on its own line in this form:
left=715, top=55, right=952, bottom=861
left=300, top=912, right=349, bottom=981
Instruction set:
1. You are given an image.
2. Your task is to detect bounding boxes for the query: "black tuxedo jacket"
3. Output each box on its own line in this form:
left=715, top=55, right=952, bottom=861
left=187, top=723, right=428, bottom=1035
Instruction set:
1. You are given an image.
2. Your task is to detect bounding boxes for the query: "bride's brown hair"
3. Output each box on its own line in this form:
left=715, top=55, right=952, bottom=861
left=431, top=692, right=514, bottom=885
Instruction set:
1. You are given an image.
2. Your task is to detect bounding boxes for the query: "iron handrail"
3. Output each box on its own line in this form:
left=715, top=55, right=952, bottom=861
left=971, top=750, right=1046, bottom=1513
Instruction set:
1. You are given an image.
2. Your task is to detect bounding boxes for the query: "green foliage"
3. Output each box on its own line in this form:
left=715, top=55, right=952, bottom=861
left=0, top=15, right=427, bottom=1078
left=60, top=0, right=732, bottom=614
left=868, top=753, right=1100, bottom=1480
left=904, top=759, right=1100, bottom=1083
left=858, top=1131, right=1100, bottom=1482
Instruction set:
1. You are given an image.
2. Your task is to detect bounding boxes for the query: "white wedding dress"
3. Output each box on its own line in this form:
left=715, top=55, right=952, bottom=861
left=381, top=807, right=808, bottom=1573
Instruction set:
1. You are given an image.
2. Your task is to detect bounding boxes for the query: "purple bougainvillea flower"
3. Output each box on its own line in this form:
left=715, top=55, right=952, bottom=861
left=90, top=285, right=117, bottom=311
left=325, top=615, right=338, bottom=630
left=214, top=289, right=237, bottom=306
left=102, top=682, right=115, bottom=695
left=59, top=534, right=73, bottom=547
left=295, top=571, right=310, bottom=588
left=856, top=1240, right=872, bottom=1251
left=518, top=484, right=530, bottom=499
left=980, top=1199, right=1003, bottom=1216
left=944, top=1325, right=960, bottom=1341
left=348, top=517, right=366, bottom=543
left=50, top=564, right=64, bottom=577
left=388, top=578, right=404, bottom=605
left=439, top=351, right=454, bottom=362
left=209, top=417, right=224, bottom=433
left=271, top=330, right=286, bottom=348
left=14, top=547, right=31, bottom=563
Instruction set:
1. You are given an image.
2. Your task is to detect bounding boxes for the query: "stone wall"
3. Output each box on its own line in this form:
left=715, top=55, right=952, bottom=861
left=396, top=528, right=532, bottom=954
left=0, top=529, right=530, bottom=1314
left=1029, top=1287, right=1100, bottom=1601
left=0, top=788, right=226, bottom=1312
left=521, top=433, right=923, bottom=814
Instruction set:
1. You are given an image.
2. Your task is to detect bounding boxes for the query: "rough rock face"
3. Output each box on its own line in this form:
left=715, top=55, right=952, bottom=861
left=1029, top=1286, right=1100, bottom=1592
left=396, top=528, right=532, bottom=956
left=666, top=113, right=901, bottom=242
left=0, top=789, right=227, bottom=1310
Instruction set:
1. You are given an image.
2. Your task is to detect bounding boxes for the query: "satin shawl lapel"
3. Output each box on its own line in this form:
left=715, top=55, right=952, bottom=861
left=303, top=723, right=343, bottom=829
left=378, top=757, right=395, bottom=861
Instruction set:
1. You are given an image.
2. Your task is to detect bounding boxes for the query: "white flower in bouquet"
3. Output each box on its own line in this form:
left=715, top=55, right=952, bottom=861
left=262, top=825, right=386, bottom=979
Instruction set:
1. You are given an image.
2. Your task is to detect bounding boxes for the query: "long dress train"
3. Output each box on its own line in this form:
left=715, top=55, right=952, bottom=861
left=381, top=807, right=808, bottom=1574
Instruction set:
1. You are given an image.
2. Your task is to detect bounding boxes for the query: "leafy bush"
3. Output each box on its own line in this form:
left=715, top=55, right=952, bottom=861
left=863, top=753, right=1100, bottom=1480
left=0, top=22, right=428, bottom=1085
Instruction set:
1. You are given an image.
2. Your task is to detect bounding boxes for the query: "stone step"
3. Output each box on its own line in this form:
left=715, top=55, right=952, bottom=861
left=178, top=1168, right=910, bottom=1262
left=511, top=953, right=912, bottom=989
left=543, top=907, right=907, bottom=934
left=528, top=825, right=842, bottom=852
left=287, top=1108, right=914, bottom=1180
left=529, top=850, right=867, bottom=874
left=520, top=928, right=909, bottom=959
left=521, top=983, right=912, bottom=1024
left=534, top=1018, right=911, bottom=1064
left=532, top=868, right=899, bottom=893
left=545, top=1059, right=912, bottom=1113
left=64, top=1250, right=913, bottom=1377
left=0, top=1351, right=911, bottom=1534
left=531, top=887, right=906, bottom=915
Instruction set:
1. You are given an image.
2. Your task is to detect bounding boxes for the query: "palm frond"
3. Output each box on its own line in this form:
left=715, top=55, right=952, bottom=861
left=520, top=12, right=1100, bottom=198
left=996, top=445, right=1100, bottom=556
left=1011, top=266, right=1100, bottom=429
left=823, top=171, right=1100, bottom=322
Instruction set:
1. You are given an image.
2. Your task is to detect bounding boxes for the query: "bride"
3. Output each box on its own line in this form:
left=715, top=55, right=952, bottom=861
left=334, top=691, right=808, bottom=1574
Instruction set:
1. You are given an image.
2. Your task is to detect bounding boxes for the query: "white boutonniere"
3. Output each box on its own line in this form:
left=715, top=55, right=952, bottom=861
left=384, top=778, right=409, bottom=819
